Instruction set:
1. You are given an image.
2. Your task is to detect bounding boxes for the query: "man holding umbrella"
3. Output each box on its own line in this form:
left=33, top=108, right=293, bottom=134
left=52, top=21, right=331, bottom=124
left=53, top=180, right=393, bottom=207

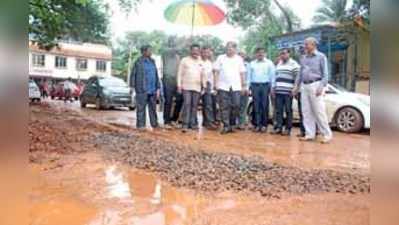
left=162, top=37, right=182, bottom=129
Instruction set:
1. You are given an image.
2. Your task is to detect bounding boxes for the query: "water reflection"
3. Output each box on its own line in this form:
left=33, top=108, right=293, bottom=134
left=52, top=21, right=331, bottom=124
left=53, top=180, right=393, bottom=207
left=91, top=166, right=191, bottom=225
left=105, top=166, right=131, bottom=199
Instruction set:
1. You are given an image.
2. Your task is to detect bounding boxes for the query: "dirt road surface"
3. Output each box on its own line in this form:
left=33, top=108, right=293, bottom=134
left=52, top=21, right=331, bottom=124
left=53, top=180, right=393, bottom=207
left=29, top=100, right=370, bottom=225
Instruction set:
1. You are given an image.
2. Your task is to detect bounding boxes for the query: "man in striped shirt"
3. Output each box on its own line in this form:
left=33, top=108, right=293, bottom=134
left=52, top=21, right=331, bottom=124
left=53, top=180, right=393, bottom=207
left=271, top=48, right=300, bottom=135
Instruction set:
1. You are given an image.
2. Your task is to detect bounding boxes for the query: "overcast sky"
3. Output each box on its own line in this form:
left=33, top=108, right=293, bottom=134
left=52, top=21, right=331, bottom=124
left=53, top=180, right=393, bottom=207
left=107, top=0, right=353, bottom=44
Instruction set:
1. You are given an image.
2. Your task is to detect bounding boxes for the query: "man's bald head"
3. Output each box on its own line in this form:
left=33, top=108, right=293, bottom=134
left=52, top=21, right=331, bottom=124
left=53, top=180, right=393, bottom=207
left=304, top=37, right=318, bottom=54
left=226, top=41, right=237, bottom=57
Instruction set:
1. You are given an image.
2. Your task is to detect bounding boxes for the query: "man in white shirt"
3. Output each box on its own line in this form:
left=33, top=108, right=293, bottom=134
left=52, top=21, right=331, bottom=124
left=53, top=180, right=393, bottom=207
left=213, top=41, right=246, bottom=134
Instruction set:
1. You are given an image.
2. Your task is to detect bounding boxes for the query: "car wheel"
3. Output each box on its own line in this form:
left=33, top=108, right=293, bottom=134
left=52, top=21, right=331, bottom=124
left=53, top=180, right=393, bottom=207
left=95, top=98, right=102, bottom=110
left=51, top=96, right=54, bottom=100
left=335, top=107, right=363, bottom=133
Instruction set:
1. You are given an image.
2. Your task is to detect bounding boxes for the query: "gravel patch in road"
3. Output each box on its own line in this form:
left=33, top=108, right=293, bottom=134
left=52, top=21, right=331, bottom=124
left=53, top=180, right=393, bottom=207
left=92, top=132, right=370, bottom=198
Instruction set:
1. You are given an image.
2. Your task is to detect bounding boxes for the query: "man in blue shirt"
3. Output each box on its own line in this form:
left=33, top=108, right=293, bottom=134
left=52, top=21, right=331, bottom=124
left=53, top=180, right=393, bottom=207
left=129, top=45, right=160, bottom=130
left=249, top=47, right=276, bottom=133
left=293, top=37, right=333, bottom=143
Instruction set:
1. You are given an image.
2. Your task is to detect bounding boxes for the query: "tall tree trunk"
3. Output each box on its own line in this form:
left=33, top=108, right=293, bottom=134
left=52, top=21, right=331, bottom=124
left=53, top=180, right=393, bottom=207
left=272, top=0, right=293, bottom=32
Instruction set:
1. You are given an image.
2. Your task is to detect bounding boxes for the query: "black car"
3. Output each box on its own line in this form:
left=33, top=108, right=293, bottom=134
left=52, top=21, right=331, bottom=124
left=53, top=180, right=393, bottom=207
left=80, top=76, right=135, bottom=110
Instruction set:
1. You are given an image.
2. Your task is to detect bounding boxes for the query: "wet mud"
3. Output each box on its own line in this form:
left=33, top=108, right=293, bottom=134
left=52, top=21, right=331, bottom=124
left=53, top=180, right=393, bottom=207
left=29, top=103, right=370, bottom=225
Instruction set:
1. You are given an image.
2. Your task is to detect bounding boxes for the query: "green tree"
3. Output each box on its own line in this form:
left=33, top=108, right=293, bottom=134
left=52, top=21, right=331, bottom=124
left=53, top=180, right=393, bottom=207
left=313, top=0, right=348, bottom=23
left=112, top=31, right=225, bottom=80
left=112, top=30, right=169, bottom=79
left=29, top=0, right=110, bottom=48
left=347, top=0, right=370, bottom=23
left=176, top=35, right=225, bottom=57
left=29, top=0, right=143, bottom=48
left=224, top=0, right=301, bottom=58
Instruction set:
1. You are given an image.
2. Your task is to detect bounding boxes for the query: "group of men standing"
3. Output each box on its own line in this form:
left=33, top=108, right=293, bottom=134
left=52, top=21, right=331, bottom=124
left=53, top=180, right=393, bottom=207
left=129, top=37, right=333, bottom=144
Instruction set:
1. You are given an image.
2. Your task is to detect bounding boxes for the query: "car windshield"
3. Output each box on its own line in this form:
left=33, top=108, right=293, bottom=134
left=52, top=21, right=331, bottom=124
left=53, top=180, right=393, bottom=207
left=99, top=78, right=127, bottom=87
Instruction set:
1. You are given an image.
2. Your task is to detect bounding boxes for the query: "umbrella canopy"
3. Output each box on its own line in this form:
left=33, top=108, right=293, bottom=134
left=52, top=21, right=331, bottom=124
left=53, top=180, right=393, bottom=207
left=164, top=0, right=225, bottom=27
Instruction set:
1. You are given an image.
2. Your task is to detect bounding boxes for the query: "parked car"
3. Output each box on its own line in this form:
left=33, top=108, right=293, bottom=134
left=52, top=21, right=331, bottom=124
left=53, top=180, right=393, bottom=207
left=50, top=81, right=81, bottom=101
left=80, top=76, right=136, bottom=110
left=29, top=80, right=41, bottom=102
left=248, top=84, right=370, bottom=133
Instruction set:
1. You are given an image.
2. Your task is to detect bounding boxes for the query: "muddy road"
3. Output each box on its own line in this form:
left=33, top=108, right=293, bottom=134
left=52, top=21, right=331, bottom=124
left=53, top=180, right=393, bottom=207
left=29, top=101, right=370, bottom=225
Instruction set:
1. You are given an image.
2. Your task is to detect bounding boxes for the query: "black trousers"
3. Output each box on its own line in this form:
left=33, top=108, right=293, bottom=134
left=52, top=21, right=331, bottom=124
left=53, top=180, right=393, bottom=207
left=136, top=93, right=158, bottom=128
left=275, top=93, right=293, bottom=131
left=163, top=83, right=183, bottom=124
left=202, top=83, right=215, bottom=126
left=296, top=92, right=306, bottom=134
left=182, top=90, right=201, bottom=128
left=251, top=83, right=270, bottom=128
left=217, top=89, right=241, bottom=128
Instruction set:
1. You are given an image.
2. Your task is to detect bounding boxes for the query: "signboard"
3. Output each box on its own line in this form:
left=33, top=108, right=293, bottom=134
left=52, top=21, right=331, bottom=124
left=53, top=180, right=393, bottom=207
left=30, top=68, right=53, bottom=77
left=274, top=30, right=322, bottom=49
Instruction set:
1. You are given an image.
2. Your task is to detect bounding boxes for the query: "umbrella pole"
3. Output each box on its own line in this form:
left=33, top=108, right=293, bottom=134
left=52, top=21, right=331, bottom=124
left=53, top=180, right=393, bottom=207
left=191, top=0, right=195, bottom=38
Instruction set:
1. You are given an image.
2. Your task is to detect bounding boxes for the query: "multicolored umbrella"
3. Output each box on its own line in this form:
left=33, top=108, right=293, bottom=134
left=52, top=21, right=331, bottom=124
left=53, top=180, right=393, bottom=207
left=164, top=0, right=225, bottom=34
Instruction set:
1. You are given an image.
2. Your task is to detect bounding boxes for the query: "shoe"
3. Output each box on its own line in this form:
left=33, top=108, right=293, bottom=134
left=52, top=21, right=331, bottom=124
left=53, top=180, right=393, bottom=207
left=182, top=128, right=189, bottom=133
left=204, top=123, right=218, bottom=130
left=271, top=129, right=282, bottom=135
left=296, top=133, right=306, bottom=138
left=237, top=124, right=246, bottom=130
left=191, top=125, right=199, bottom=130
left=320, top=136, right=332, bottom=144
left=260, top=127, right=267, bottom=133
left=137, top=127, right=146, bottom=132
left=253, top=127, right=261, bottom=133
left=220, top=127, right=231, bottom=135
left=164, top=124, right=173, bottom=130
left=299, top=136, right=315, bottom=141
left=209, top=123, right=218, bottom=130
left=282, top=130, right=291, bottom=136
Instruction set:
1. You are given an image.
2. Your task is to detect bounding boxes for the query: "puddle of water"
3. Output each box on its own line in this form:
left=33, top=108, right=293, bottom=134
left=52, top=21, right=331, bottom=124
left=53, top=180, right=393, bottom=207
left=105, top=166, right=132, bottom=200
left=30, top=152, right=369, bottom=225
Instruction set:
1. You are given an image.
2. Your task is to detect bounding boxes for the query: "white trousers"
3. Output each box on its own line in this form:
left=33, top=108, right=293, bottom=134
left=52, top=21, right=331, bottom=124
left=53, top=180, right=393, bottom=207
left=301, top=81, right=333, bottom=139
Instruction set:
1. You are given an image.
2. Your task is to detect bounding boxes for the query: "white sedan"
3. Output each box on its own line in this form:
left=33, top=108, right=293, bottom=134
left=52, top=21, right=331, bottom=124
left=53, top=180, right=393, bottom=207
left=29, top=79, right=41, bottom=103
left=248, top=84, right=370, bottom=133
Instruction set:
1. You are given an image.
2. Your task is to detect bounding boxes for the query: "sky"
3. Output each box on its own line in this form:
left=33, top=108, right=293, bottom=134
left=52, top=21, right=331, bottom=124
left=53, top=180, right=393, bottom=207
left=106, top=0, right=353, bottom=44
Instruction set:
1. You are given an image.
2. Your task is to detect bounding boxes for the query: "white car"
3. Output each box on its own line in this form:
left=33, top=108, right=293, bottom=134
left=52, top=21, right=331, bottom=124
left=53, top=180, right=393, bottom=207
left=248, top=84, right=370, bottom=133
left=29, top=80, right=41, bottom=102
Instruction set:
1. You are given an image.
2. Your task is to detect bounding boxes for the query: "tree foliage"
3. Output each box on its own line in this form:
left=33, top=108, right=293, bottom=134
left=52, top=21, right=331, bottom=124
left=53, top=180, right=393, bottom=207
left=347, top=0, right=370, bottom=23
left=313, top=0, right=370, bottom=25
left=224, top=0, right=301, bottom=58
left=112, top=31, right=225, bottom=79
left=313, top=0, right=348, bottom=23
left=29, top=0, right=144, bottom=48
left=29, top=0, right=111, bottom=48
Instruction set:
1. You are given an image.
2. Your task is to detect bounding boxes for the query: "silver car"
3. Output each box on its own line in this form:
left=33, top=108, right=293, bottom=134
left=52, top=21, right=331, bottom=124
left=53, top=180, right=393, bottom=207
left=29, top=80, right=41, bottom=102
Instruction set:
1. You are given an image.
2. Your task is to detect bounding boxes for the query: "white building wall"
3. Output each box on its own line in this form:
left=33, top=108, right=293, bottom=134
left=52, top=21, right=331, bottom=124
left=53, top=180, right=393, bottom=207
left=29, top=51, right=112, bottom=80
left=29, top=42, right=112, bottom=81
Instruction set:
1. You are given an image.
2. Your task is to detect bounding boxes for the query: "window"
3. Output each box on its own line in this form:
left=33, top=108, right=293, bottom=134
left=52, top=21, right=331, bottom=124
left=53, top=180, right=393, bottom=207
left=55, top=56, right=67, bottom=68
left=96, top=60, right=107, bottom=72
left=32, top=54, right=45, bottom=67
left=76, top=59, right=88, bottom=71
